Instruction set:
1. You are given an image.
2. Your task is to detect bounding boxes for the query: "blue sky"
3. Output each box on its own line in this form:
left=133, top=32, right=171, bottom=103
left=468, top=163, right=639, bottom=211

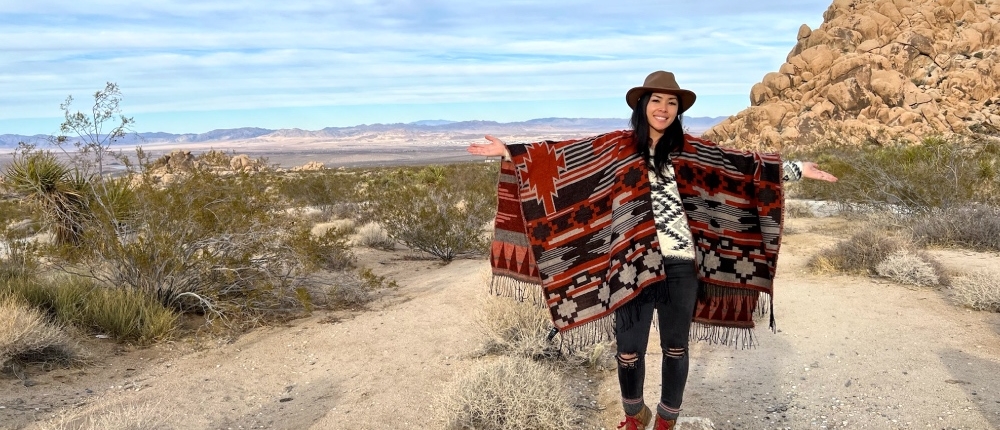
left=0, top=0, right=830, bottom=135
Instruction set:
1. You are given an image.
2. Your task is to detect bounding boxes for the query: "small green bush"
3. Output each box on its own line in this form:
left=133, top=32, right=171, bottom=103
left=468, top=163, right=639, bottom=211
left=438, top=356, right=577, bottom=430
left=951, top=270, right=1000, bottom=312
left=293, top=224, right=355, bottom=272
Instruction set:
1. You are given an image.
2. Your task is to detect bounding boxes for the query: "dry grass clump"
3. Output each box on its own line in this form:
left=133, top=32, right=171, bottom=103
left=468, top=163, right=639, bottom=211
left=29, top=399, right=173, bottom=430
left=5, top=275, right=177, bottom=344
left=910, top=205, right=1000, bottom=252
left=0, top=295, right=75, bottom=367
left=437, top=356, right=577, bottom=430
left=807, top=227, right=908, bottom=275
left=875, top=251, right=948, bottom=287
left=311, top=218, right=356, bottom=237
left=951, top=270, right=1000, bottom=312
left=476, top=295, right=556, bottom=359
left=355, top=222, right=395, bottom=250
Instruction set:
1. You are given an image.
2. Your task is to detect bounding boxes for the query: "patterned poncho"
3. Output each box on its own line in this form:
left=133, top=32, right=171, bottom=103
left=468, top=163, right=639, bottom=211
left=489, top=130, right=786, bottom=346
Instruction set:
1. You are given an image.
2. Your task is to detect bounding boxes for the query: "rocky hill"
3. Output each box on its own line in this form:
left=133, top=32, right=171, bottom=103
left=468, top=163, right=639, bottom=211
left=705, top=0, right=1000, bottom=150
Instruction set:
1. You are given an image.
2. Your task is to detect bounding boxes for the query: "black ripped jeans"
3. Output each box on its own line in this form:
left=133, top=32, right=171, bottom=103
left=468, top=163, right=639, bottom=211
left=614, top=258, right=699, bottom=410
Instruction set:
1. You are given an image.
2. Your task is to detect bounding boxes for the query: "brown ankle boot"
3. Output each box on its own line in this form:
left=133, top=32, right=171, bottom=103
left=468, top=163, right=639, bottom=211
left=653, top=414, right=676, bottom=430
left=617, top=404, right=652, bottom=430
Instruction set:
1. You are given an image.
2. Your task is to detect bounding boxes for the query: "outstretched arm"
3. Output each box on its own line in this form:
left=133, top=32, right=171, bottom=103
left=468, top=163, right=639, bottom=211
left=466, top=135, right=511, bottom=158
left=783, top=161, right=837, bottom=182
left=801, top=161, right=837, bottom=182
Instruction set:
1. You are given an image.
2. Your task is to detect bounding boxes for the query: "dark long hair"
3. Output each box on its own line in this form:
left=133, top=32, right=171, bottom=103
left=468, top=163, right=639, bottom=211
left=629, top=92, right=685, bottom=179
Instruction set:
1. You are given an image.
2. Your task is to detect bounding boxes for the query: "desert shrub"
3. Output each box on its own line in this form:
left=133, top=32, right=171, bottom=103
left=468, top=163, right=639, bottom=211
left=791, top=136, right=1000, bottom=211
left=366, top=163, right=498, bottom=261
left=438, top=356, right=577, bottom=430
left=807, top=227, right=908, bottom=275
left=875, top=251, right=946, bottom=287
left=276, top=169, right=365, bottom=215
left=195, top=149, right=233, bottom=168
left=910, top=205, right=1000, bottom=252
left=292, top=224, right=355, bottom=272
left=325, top=268, right=398, bottom=308
left=0, top=235, right=40, bottom=282
left=0, top=197, right=34, bottom=231
left=61, top=169, right=318, bottom=317
left=950, top=270, right=1000, bottom=312
left=6, top=151, right=324, bottom=323
left=357, top=268, right=399, bottom=290
left=476, top=296, right=556, bottom=359
left=785, top=200, right=815, bottom=218
left=0, top=295, right=75, bottom=367
left=355, top=222, right=395, bottom=250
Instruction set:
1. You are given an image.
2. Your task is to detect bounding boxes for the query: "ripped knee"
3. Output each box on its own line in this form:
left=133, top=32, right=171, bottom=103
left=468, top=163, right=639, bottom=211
left=663, top=346, right=687, bottom=359
left=616, top=352, right=641, bottom=369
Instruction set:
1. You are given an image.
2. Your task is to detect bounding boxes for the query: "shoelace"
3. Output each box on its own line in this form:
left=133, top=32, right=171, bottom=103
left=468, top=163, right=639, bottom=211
left=617, top=416, right=643, bottom=430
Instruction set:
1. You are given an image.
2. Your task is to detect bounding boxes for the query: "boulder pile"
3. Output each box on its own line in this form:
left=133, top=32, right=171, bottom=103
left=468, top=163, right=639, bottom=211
left=704, top=0, right=1000, bottom=150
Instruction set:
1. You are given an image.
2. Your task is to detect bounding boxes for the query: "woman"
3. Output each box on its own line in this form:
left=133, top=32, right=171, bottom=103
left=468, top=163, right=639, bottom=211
left=468, top=71, right=837, bottom=430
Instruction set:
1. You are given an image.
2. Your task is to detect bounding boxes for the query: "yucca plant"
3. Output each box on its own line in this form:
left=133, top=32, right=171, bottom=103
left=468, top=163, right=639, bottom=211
left=1, top=151, right=89, bottom=245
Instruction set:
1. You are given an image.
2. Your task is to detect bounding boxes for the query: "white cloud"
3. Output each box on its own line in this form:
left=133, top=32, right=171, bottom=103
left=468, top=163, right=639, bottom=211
left=0, top=0, right=830, bottom=131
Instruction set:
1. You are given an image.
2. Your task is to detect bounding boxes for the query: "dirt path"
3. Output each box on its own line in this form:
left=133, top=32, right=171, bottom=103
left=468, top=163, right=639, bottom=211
left=3, top=216, right=1000, bottom=429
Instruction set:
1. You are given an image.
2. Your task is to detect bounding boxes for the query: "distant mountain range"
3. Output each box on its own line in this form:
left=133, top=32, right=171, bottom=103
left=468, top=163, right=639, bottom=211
left=0, top=116, right=728, bottom=149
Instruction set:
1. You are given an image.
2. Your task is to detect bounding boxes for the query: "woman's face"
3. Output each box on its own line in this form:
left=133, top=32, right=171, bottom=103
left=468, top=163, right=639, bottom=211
left=645, top=92, right=679, bottom=135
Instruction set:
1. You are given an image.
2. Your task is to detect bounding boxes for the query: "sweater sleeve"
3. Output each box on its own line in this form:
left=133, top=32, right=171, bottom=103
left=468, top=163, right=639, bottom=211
left=782, top=160, right=803, bottom=182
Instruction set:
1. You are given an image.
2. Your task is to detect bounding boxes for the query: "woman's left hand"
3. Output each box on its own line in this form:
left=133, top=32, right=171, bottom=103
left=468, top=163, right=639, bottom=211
left=801, top=162, right=838, bottom=182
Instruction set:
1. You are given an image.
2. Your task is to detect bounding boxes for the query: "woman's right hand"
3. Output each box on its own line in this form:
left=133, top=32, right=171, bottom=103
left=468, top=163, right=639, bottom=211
left=467, top=135, right=510, bottom=158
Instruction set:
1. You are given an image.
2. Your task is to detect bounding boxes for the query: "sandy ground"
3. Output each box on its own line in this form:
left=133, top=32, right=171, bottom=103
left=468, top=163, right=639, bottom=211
left=2, top=215, right=1000, bottom=430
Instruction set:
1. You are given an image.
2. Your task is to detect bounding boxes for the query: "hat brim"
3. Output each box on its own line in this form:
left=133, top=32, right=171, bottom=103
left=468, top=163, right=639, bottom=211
left=626, top=87, right=697, bottom=114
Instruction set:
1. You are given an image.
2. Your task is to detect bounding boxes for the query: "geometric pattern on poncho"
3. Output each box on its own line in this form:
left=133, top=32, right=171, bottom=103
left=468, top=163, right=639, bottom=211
left=492, top=130, right=786, bottom=339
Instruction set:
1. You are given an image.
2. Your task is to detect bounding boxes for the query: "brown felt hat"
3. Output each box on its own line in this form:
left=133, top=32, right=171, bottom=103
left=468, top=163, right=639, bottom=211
left=625, top=71, right=697, bottom=113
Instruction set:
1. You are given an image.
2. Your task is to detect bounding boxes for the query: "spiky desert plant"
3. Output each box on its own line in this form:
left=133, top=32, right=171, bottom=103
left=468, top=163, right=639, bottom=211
left=1, top=150, right=89, bottom=245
